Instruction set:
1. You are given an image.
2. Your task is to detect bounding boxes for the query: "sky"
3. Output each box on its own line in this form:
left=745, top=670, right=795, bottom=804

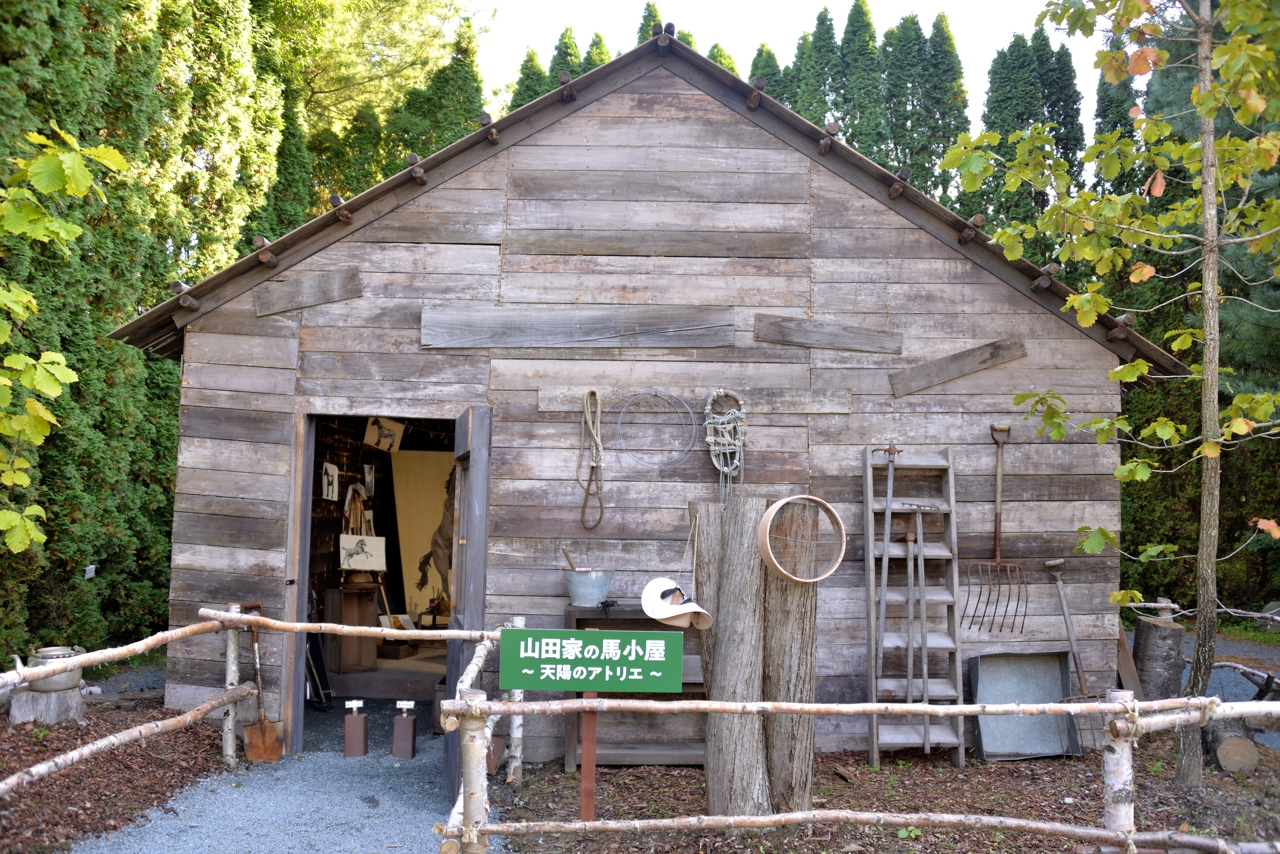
left=469, top=1, right=1110, bottom=136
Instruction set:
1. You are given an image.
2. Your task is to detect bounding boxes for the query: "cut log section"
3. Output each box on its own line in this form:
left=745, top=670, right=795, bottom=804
left=888, top=337, right=1027, bottom=397
left=1202, top=718, right=1259, bottom=774
left=1132, top=616, right=1186, bottom=701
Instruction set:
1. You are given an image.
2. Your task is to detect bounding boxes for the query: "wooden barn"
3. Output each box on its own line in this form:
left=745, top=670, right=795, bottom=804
left=108, top=33, right=1182, bottom=771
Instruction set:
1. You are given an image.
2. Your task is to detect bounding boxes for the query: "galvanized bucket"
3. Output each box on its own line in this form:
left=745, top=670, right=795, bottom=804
left=562, top=569, right=613, bottom=607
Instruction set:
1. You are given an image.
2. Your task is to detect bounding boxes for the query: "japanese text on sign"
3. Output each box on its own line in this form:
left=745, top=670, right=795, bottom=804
left=498, top=629, right=684, bottom=693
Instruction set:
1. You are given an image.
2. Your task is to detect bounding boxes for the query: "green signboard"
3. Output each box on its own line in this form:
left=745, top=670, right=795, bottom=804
left=498, top=628, right=684, bottom=693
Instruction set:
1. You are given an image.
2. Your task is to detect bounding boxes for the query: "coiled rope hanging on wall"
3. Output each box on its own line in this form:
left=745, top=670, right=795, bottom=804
left=576, top=389, right=605, bottom=529
left=703, top=389, right=746, bottom=496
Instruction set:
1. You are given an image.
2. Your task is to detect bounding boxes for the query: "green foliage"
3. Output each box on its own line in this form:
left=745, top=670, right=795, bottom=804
left=508, top=49, right=548, bottom=111
left=793, top=8, right=842, bottom=126
left=0, top=0, right=273, bottom=660
left=310, top=103, right=385, bottom=201
left=706, top=44, right=738, bottom=77
left=382, top=20, right=484, bottom=169
left=881, top=15, right=930, bottom=179
left=748, top=45, right=784, bottom=95
left=580, top=33, right=611, bottom=76
left=777, top=33, right=811, bottom=110
left=547, top=28, right=582, bottom=85
left=837, top=0, right=887, bottom=163
left=243, top=84, right=316, bottom=247
left=290, top=0, right=467, bottom=131
left=921, top=14, right=969, bottom=203
left=637, top=2, right=662, bottom=45
left=676, top=30, right=696, bottom=51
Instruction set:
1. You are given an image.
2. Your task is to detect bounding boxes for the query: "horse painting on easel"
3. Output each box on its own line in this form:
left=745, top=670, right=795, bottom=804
left=339, top=535, right=385, bottom=571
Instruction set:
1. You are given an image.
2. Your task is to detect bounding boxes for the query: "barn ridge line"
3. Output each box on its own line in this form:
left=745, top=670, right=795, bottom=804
left=106, top=34, right=1185, bottom=380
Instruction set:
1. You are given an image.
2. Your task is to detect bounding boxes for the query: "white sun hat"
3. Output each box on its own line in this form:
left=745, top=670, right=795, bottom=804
left=641, top=576, right=712, bottom=631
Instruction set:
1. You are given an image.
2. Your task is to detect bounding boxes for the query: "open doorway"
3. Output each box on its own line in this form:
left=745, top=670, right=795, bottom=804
left=303, top=415, right=456, bottom=709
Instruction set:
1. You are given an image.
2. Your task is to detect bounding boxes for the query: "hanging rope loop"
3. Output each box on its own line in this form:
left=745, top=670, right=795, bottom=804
left=577, top=389, right=605, bottom=529
left=704, top=389, right=747, bottom=495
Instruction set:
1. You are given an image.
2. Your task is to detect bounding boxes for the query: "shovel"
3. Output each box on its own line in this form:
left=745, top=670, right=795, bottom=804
left=242, top=605, right=284, bottom=764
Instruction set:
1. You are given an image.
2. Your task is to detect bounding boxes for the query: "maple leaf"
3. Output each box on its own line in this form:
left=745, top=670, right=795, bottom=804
left=1252, top=518, right=1280, bottom=540
left=1130, top=262, right=1156, bottom=282
left=1128, top=47, right=1158, bottom=75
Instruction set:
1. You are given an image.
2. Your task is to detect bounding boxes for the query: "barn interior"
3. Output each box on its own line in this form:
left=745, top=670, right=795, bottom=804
left=305, top=416, right=456, bottom=707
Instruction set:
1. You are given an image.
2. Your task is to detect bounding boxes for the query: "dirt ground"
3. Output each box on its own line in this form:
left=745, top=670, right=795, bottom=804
left=0, top=698, right=224, bottom=853
left=492, top=732, right=1280, bottom=853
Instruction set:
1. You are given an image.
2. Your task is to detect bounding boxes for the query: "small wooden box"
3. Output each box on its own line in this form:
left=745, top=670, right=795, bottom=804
left=323, top=588, right=377, bottom=673
left=377, top=641, right=418, bottom=660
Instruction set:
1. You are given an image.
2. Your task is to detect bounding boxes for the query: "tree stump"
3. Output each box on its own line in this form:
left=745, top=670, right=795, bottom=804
left=762, top=500, right=817, bottom=813
left=1132, top=616, right=1185, bottom=700
left=9, top=685, right=87, bottom=725
left=1202, top=717, right=1258, bottom=773
left=691, top=498, right=771, bottom=817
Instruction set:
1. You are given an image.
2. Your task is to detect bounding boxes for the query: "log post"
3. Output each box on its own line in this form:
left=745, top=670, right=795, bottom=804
left=1202, top=717, right=1259, bottom=773
left=762, top=500, right=818, bottom=813
left=458, top=686, right=489, bottom=853
left=691, top=498, right=772, bottom=817
left=507, top=616, right=525, bottom=788
left=1102, top=688, right=1135, bottom=835
left=223, top=603, right=241, bottom=766
left=1132, top=616, right=1186, bottom=700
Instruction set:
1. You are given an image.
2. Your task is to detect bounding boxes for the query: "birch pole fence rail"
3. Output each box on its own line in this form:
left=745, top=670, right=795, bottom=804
left=437, top=671, right=1280, bottom=854
left=0, top=682, right=257, bottom=799
left=6, top=610, right=1280, bottom=853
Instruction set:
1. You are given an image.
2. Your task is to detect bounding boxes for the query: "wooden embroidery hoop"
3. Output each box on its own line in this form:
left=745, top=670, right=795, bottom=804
left=756, top=494, right=846, bottom=583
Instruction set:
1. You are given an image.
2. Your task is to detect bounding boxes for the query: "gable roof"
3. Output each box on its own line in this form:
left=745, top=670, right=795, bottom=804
left=108, top=33, right=1185, bottom=380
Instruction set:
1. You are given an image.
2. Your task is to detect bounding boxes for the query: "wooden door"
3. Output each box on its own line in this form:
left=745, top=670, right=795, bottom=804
left=444, top=404, right=491, bottom=793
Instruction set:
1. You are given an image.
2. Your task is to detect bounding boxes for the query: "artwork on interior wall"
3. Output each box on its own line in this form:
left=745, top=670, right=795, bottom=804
left=364, top=464, right=376, bottom=496
left=321, top=463, right=339, bottom=501
left=364, top=417, right=405, bottom=452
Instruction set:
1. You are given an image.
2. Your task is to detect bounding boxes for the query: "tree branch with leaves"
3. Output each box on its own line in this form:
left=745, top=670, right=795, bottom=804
left=0, top=123, right=125, bottom=551
left=943, top=0, right=1280, bottom=786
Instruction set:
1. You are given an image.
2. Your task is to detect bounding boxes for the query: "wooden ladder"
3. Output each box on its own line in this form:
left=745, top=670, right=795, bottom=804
left=863, top=447, right=964, bottom=769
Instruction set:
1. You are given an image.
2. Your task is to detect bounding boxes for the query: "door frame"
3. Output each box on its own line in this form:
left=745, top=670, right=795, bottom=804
left=444, top=404, right=492, bottom=795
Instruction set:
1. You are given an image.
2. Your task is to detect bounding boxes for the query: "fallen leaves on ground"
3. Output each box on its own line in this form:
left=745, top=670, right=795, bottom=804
left=492, top=732, right=1280, bottom=853
left=0, top=699, right=224, bottom=853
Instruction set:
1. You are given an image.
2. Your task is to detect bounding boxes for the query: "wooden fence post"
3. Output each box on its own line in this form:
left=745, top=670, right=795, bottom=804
left=459, top=687, right=489, bottom=853
left=1103, top=688, right=1135, bottom=835
left=222, top=604, right=241, bottom=766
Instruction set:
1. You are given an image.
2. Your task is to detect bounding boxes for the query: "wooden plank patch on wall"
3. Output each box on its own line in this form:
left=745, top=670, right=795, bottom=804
left=253, top=266, right=363, bottom=316
left=753, top=313, right=903, bottom=354
left=422, top=305, right=736, bottom=349
left=888, top=337, right=1027, bottom=397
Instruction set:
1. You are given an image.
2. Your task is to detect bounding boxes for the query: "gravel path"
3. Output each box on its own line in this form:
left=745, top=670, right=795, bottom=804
left=1181, top=633, right=1280, bottom=751
left=70, top=698, right=459, bottom=854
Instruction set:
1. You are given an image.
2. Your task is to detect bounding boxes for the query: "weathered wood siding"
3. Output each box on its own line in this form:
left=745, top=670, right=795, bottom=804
left=165, top=66, right=1122, bottom=762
